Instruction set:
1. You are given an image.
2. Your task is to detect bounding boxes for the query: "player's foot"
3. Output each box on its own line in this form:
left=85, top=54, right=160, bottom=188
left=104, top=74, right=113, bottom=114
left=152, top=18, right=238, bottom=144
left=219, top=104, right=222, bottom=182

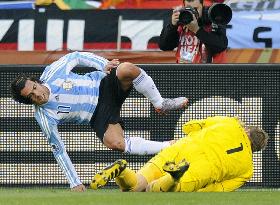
left=90, top=159, right=127, bottom=190
left=162, top=159, right=189, bottom=180
left=155, top=97, right=188, bottom=115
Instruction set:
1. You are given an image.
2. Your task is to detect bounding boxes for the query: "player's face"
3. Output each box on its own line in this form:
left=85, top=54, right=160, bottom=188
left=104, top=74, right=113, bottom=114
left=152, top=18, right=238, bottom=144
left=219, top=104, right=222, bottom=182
left=184, top=0, right=203, bottom=18
left=20, top=80, right=49, bottom=105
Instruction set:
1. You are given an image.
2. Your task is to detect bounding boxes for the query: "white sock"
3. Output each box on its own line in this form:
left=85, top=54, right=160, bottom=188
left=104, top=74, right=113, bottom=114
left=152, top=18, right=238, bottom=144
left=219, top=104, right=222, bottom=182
left=133, top=68, right=163, bottom=109
left=124, top=136, right=170, bottom=155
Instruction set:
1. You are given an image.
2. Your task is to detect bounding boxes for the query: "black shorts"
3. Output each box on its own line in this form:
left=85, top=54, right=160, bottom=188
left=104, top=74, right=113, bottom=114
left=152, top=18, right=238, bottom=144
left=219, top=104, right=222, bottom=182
left=90, top=68, right=132, bottom=141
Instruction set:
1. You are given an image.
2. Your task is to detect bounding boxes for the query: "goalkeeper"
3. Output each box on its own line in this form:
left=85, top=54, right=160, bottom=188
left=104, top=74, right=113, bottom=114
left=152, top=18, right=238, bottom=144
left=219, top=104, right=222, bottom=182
left=90, top=116, right=269, bottom=192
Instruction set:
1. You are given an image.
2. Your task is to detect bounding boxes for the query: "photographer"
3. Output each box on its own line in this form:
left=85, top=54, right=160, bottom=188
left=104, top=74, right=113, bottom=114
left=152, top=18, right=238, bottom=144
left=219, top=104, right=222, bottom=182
left=159, top=0, right=228, bottom=63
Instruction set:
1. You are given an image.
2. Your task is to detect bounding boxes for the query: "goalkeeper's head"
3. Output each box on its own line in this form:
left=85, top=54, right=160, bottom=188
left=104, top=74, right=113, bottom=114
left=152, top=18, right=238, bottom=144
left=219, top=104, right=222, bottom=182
left=246, top=126, right=269, bottom=153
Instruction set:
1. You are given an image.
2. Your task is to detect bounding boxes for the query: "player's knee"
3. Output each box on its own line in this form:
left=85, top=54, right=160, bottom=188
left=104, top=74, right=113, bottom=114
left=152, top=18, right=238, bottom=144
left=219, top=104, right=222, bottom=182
left=125, top=184, right=145, bottom=192
left=146, top=181, right=157, bottom=192
left=103, top=135, right=125, bottom=152
left=117, top=62, right=140, bottom=80
left=129, top=174, right=148, bottom=192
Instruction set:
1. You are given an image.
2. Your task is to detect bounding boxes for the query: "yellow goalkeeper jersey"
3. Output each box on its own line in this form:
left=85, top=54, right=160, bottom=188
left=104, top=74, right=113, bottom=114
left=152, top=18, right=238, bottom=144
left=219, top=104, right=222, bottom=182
left=180, top=116, right=253, bottom=191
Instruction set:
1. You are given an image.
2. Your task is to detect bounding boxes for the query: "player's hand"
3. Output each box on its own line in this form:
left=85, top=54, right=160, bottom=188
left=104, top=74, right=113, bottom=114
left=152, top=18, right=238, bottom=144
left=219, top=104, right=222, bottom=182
left=71, top=184, right=86, bottom=192
left=171, top=9, right=180, bottom=26
left=186, top=14, right=199, bottom=33
left=104, top=59, right=120, bottom=74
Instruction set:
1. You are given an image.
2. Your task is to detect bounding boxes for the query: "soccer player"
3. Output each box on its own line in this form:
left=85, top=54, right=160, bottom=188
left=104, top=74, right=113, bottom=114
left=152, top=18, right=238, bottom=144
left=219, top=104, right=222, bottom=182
left=10, top=51, right=188, bottom=192
left=91, top=116, right=269, bottom=192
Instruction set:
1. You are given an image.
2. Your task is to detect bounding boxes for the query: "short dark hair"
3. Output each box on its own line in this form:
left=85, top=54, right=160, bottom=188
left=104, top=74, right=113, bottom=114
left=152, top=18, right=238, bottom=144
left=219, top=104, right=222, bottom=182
left=10, top=74, right=42, bottom=105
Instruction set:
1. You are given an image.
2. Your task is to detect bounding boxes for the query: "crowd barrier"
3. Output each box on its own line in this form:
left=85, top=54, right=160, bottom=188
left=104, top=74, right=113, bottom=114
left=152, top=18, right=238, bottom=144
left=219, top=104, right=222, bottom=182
left=1, top=49, right=280, bottom=64
left=0, top=64, right=279, bottom=188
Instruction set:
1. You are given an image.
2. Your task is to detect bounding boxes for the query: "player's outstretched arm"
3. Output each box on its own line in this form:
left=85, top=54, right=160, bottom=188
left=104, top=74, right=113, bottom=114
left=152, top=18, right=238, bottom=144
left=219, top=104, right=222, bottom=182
left=35, top=109, right=83, bottom=189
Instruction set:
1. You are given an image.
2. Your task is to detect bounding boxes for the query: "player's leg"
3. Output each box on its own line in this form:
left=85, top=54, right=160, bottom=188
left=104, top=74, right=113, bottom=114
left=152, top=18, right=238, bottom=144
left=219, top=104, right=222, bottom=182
left=102, top=123, right=171, bottom=154
left=114, top=167, right=138, bottom=191
left=113, top=141, right=182, bottom=191
left=90, top=68, right=172, bottom=154
left=108, top=143, right=182, bottom=191
left=115, top=169, right=150, bottom=192
left=116, top=62, right=188, bottom=114
left=145, top=148, right=215, bottom=192
left=164, top=156, right=214, bottom=192
left=90, top=159, right=150, bottom=191
left=176, top=158, right=214, bottom=192
left=139, top=142, right=183, bottom=192
left=146, top=159, right=189, bottom=192
left=117, top=157, right=168, bottom=192
left=90, top=159, right=128, bottom=190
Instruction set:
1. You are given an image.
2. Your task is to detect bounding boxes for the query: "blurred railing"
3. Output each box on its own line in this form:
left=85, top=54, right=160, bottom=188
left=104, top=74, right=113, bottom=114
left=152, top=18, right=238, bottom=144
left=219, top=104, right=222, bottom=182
left=0, top=49, right=279, bottom=64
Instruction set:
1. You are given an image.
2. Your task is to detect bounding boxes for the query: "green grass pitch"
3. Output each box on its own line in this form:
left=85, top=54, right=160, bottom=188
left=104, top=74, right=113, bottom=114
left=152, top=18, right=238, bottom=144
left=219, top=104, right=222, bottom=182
left=0, top=188, right=279, bottom=205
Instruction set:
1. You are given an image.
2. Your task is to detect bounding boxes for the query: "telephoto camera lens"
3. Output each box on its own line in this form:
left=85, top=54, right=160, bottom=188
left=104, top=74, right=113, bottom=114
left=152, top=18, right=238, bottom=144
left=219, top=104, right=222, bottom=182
left=207, top=3, right=232, bottom=25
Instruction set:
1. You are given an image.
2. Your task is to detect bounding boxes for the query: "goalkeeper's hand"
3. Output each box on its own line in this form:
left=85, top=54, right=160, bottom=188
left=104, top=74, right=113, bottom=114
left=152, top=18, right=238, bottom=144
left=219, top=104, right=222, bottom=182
left=71, top=184, right=86, bottom=192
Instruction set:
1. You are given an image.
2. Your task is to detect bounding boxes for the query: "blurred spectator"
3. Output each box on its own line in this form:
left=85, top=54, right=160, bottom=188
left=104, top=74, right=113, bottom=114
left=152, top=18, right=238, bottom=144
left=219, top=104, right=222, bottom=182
left=100, top=0, right=182, bottom=9
left=159, top=0, right=228, bottom=63
left=35, top=0, right=97, bottom=9
left=100, top=0, right=125, bottom=9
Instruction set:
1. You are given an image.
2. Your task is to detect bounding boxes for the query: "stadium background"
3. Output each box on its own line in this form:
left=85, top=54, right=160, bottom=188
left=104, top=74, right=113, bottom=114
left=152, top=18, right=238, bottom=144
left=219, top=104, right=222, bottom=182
left=0, top=0, right=279, bottom=192
left=0, top=64, right=279, bottom=188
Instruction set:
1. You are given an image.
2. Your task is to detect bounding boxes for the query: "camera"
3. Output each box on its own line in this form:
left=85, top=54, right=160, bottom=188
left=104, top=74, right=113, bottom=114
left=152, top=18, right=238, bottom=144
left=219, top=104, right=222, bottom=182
left=177, top=6, right=199, bottom=26
left=204, top=3, right=232, bottom=25
left=177, top=3, right=232, bottom=26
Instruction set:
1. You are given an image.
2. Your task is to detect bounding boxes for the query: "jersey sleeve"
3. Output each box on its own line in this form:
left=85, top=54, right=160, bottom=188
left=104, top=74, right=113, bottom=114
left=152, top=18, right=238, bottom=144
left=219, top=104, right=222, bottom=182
left=35, top=108, right=82, bottom=188
left=68, top=51, right=109, bottom=73
left=40, top=51, right=109, bottom=81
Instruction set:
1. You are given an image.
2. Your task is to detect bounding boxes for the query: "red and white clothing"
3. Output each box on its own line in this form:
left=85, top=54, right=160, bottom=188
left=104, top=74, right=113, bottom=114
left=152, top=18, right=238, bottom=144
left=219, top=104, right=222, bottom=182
left=159, top=19, right=228, bottom=63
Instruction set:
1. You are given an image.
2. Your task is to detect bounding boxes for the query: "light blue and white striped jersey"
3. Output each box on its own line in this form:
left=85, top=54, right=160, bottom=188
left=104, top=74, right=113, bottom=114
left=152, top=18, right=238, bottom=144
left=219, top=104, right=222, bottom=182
left=34, top=51, right=108, bottom=188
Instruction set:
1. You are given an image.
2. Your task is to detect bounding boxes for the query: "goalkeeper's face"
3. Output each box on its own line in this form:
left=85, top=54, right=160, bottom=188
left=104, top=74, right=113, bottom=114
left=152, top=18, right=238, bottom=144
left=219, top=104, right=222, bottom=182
left=20, top=80, right=50, bottom=105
